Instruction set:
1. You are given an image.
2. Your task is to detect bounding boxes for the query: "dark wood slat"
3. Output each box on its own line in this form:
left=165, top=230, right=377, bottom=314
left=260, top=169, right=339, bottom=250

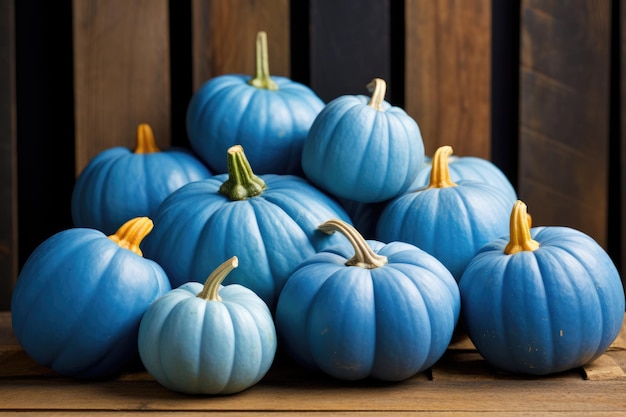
left=0, top=0, right=17, bottom=311
left=518, top=0, right=611, bottom=247
left=621, top=0, right=626, bottom=280
left=72, top=0, right=171, bottom=175
left=404, top=0, right=492, bottom=158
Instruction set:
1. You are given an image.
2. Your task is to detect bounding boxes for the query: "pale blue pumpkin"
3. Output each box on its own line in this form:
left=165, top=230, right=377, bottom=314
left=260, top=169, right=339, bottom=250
left=138, top=257, right=276, bottom=394
left=275, top=219, right=460, bottom=381
left=459, top=200, right=625, bottom=375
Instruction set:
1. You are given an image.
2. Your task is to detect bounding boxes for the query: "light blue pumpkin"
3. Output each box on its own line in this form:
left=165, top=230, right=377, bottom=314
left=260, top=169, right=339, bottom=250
left=301, top=78, right=425, bottom=203
left=459, top=200, right=625, bottom=375
left=275, top=219, right=460, bottom=381
left=138, top=256, right=276, bottom=394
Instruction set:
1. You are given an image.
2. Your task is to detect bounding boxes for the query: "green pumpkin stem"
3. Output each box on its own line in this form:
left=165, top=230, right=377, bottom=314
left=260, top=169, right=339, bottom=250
left=367, top=78, right=386, bottom=111
left=318, top=219, right=387, bottom=269
left=428, top=145, right=458, bottom=189
left=197, top=256, right=239, bottom=302
left=219, top=145, right=267, bottom=200
left=248, top=31, right=278, bottom=91
left=134, top=124, right=160, bottom=154
left=108, top=217, right=153, bottom=256
left=504, top=200, right=540, bottom=255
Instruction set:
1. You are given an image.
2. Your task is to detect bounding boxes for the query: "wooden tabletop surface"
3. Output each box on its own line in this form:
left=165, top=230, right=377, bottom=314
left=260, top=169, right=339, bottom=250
left=1, top=311, right=626, bottom=416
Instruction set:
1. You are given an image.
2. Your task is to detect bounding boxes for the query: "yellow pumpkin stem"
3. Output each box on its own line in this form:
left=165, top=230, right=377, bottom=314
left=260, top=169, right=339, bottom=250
left=108, top=217, right=154, bottom=256
left=366, top=78, right=386, bottom=111
left=248, top=31, right=278, bottom=91
left=134, top=123, right=161, bottom=154
left=318, top=219, right=387, bottom=269
left=428, top=145, right=458, bottom=189
left=197, top=256, right=239, bottom=302
left=504, top=200, right=540, bottom=255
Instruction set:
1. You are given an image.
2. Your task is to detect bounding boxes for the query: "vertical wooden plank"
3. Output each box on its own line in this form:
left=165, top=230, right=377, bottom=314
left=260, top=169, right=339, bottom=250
left=73, top=0, right=171, bottom=175
left=518, top=0, right=611, bottom=247
left=404, top=0, right=492, bottom=158
left=0, top=0, right=17, bottom=310
left=191, top=0, right=290, bottom=91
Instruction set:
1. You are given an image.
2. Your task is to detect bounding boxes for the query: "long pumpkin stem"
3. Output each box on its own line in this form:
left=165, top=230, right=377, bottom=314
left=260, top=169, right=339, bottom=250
left=318, top=219, right=387, bottom=269
left=219, top=145, right=267, bottom=200
left=248, top=31, right=278, bottom=91
left=366, top=78, right=386, bottom=111
left=108, top=217, right=153, bottom=256
left=197, top=256, right=239, bottom=302
left=504, top=200, right=540, bottom=255
left=428, top=145, right=457, bottom=189
left=134, top=123, right=161, bottom=154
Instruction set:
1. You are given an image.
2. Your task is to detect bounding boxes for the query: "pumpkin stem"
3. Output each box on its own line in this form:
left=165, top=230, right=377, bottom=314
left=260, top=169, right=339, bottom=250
left=428, top=145, right=458, bottom=189
left=197, top=256, right=239, bottom=302
left=504, top=200, right=540, bottom=255
left=318, top=219, right=387, bottom=269
left=108, top=217, right=153, bottom=256
left=248, top=31, right=278, bottom=91
left=366, top=78, right=386, bottom=111
left=219, top=145, right=267, bottom=200
left=134, top=123, right=161, bottom=154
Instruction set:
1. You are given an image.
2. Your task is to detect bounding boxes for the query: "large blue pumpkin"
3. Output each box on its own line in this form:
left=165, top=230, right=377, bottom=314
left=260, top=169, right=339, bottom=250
left=72, top=124, right=211, bottom=235
left=459, top=200, right=625, bottom=375
left=186, top=31, right=324, bottom=175
left=10, top=217, right=172, bottom=379
left=301, top=78, right=425, bottom=203
left=275, top=219, right=460, bottom=381
left=142, top=145, right=352, bottom=311
left=376, top=146, right=512, bottom=281
left=138, top=256, right=276, bottom=394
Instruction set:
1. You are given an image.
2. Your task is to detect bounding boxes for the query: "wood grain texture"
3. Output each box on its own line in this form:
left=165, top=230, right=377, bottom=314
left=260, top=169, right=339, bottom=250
left=191, top=0, right=290, bottom=91
left=0, top=0, right=16, bottom=310
left=72, top=0, right=171, bottom=175
left=518, top=0, right=611, bottom=246
left=404, top=0, right=492, bottom=158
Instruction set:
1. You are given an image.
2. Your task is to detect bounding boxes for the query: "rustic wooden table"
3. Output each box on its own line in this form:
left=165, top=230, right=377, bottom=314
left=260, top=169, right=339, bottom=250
left=1, top=311, right=626, bottom=416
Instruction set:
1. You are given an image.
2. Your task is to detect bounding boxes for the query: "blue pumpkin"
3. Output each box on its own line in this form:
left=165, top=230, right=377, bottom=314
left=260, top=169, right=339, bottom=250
left=459, top=200, right=625, bottom=375
left=301, top=78, right=425, bottom=203
left=186, top=31, right=324, bottom=175
left=376, top=145, right=512, bottom=281
left=10, top=217, right=171, bottom=379
left=138, top=256, right=276, bottom=394
left=72, top=123, right=211, bottom=235
left=275, top=219, right=460, bottom=381
left=142, top=145, right=352, bottom=311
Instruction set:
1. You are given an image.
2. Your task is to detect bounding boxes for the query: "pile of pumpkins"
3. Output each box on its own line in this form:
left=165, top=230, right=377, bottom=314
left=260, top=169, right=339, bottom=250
left=10, top=32, right=625, bottom=395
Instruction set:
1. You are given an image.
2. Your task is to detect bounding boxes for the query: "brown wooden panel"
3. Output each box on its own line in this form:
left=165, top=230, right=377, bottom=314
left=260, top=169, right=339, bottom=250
left=72, top=0, right=171, bottom=175
left=0, top=0, right=16, bottom=311
left=404, top=0, right=492, bottom=158
left=518, top=0, right=611, bottom=247
left=191, top=0, right=290, bottom=91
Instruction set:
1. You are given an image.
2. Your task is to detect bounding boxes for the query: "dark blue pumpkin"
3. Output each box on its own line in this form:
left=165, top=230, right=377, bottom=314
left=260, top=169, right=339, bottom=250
left=142, top=145, right=352, bottom=311
left=459, top=200, right=625, bottom=375
left=301, top=78, right=425, bottom=203
left=275, top=219, right=460, bottom=381
left=72, top=124, right=211, bottom=235
left=376, top=146, right=512, bottom=281
left=10, top=217, right=172, bottom=379
left=186, top=31, right=324, bottom=175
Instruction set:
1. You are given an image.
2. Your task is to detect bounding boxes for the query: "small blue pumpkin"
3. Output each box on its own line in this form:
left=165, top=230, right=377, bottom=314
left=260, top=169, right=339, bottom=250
left=138, top=256, right=276, bottom=394
left=376, top=145, right=512, bottom=281
left=186, top=31, right=324, bottom=175
left=10, top=217, right=171, bottom=379
left=142, top=145, right=352, bottom=311
left=459, top=200, right=625, bottom=375
left=275, top=219, right=460, bottom=381
left=72, top=124, right=211, bottom=235
left=301, top=78, right=425, bottom=203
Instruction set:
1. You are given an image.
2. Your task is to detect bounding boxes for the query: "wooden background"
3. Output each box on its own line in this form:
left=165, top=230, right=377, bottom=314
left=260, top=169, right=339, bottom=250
left=0, top=0, right=623, bottom=310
